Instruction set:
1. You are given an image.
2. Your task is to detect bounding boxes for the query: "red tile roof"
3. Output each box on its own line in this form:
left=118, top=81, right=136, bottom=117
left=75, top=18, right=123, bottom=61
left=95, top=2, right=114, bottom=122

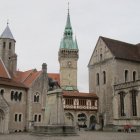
left=48, top=73, right=60, bottom=83
left=63, top=91, right=98, bottom=99
left=0, top=77, right=27, bottom=89
left=14, top=69, right=42, bottom=87
left=0, top=58, right=11, bottom=79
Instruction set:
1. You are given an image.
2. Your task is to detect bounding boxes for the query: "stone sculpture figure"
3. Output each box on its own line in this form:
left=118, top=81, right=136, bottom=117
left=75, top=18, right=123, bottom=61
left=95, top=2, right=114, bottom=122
left=48, top=77, right=61, bottom=91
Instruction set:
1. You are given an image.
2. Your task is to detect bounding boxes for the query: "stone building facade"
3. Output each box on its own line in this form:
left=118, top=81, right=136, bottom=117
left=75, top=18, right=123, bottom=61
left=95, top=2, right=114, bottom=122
left=88, top=36, right=140, bottom=131
left=0, top=10, right=98, bottom=134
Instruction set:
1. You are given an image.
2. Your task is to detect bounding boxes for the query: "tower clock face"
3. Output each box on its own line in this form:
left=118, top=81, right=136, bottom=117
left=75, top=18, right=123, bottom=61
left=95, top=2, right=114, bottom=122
left=67, top=61, right=72, bottom=67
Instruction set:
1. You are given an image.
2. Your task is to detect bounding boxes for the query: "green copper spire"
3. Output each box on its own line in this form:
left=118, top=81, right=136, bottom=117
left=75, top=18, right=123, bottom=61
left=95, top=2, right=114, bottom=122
left=65, top=3, right=72, bottom=30
left=63, top=3, right=73, bottom=39
left=59, top=4, right=78, bottom=50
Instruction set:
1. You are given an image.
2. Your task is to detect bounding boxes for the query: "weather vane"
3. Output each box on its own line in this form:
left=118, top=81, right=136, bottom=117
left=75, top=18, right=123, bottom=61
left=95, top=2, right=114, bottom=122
left=68, top=2, right=70, bottom=13
left=7, top=19, right=9, bottom=25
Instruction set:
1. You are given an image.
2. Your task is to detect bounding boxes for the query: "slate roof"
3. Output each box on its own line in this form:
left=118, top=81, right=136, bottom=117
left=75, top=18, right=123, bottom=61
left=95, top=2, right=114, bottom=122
left=0, top=25, right=15, bottom=40
left=101, top=36, right=140, bottom=62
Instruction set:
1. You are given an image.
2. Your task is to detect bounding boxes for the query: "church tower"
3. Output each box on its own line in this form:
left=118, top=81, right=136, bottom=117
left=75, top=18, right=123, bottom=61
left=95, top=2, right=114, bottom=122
left=0, top=24, right=17, bottom=76
left=58, top=8, right=79, bottom=91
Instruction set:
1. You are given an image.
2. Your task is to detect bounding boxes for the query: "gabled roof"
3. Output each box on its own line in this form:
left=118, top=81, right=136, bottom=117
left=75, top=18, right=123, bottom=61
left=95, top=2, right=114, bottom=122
left=63, top=91, right=98, bottom=99
left=0, top=58, right=11, bottom=79
left=100, top=36, right=140, bottom=62
left=0, top=25, right=15, bottom=40
left=14, top=69, right=42, bottom=87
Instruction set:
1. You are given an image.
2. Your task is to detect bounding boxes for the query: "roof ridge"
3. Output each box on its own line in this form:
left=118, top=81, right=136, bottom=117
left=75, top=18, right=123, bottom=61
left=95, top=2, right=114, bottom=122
left=100, top=36, right=135, bottom=47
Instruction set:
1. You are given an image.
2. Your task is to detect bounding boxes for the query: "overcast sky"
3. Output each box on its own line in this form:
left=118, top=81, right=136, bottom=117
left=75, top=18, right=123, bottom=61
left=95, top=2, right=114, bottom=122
left=0, top=0, right=140, bottom=92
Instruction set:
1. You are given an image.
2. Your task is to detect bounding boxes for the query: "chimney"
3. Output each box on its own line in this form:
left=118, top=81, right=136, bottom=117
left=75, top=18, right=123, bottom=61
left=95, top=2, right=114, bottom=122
left=42, top=63, right=47, bottom=73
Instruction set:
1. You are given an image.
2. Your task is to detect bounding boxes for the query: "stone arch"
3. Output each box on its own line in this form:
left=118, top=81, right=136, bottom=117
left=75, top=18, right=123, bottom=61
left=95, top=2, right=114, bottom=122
left=89, top=115, right=96, bottom=129
left=65, top=112, right=74, bottom=125
left=77, top=112, right=87, bottom=128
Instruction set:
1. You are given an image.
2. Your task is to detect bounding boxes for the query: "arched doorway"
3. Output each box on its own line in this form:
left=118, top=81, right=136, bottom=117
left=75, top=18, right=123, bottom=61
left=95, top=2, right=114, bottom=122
left=89, top=115, right=96, bottom=130
left=0, top=109, right=5, bottom=133
left=65, top=112, right=74, bottom=125
left=78, top=113, right=87, bottom=128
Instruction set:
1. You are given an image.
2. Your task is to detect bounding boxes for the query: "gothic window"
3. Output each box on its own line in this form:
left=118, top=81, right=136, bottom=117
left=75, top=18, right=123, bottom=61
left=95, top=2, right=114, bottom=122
left=119, top=92, right=125, bottom=116
left=103, top=71, right=106, bottom=84
left=131, top=90, right=137, bottom=116
left=9, top=42, right=11, bottom=49
left=34, top=93, right=40, bottom=103
left=15, top=92, right=18, bottom=101
left=133, top=71, right=136, bottom=81
left=96, top=73, right=99, bottom=85
left=125, top=70, right=128, bottom=82
left=11, top=91, right=23, bottom=101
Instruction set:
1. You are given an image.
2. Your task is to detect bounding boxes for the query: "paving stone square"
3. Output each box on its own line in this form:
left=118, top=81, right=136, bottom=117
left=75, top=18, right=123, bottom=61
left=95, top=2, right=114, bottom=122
left=0, top=131, right=140, bottom=140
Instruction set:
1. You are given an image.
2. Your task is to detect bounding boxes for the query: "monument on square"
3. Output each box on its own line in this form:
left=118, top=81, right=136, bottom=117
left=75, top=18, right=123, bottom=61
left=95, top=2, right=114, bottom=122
left=32, top=78, right=77, bottom=136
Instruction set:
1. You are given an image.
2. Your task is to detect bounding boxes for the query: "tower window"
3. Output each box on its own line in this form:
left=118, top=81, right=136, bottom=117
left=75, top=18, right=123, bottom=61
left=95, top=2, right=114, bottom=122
left=3, top=42, right=6, bottom=49
left=124, top=70, right=129, bottom=82
left=9, top=42, right=11, bottom=49
left=133, top=71, right=136, bottom=81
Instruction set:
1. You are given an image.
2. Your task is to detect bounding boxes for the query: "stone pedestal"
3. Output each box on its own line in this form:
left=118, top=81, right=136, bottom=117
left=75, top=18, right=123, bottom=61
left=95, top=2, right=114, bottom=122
left=45, top=89, right=65, bottom=125
left=32, top=89, right=77, bottom=136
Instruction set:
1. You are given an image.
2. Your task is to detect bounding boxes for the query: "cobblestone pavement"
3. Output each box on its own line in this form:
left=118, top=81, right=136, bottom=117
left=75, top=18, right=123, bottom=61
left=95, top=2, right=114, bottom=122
left=0, top=130, right=140, bottom=140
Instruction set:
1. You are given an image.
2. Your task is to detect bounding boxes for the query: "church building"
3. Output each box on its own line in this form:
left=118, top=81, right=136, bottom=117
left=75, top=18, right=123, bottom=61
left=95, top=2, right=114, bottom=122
left=88, top=36, right=140, bottom=131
